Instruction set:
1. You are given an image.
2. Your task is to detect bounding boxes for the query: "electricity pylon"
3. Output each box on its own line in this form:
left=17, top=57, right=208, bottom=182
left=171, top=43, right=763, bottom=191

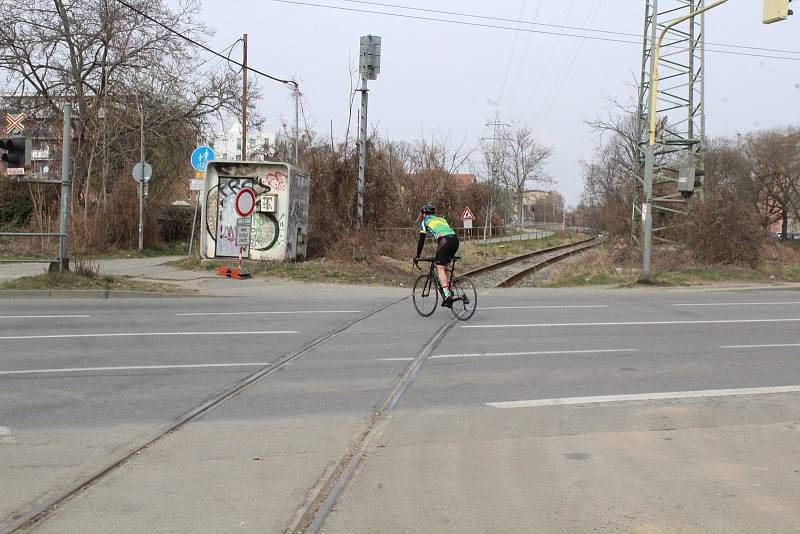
left=632, top=0, right=707, bottom=248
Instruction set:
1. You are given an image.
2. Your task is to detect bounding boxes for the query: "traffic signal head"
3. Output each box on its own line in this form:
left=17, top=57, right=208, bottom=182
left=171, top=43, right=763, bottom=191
left=0, top=137, right=32, bottom=167
left=763, top=0, right=793, bottom=23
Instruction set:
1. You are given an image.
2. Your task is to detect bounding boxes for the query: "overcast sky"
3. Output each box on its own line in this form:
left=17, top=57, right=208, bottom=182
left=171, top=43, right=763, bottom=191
left=195, top=0, right=800, bottom=206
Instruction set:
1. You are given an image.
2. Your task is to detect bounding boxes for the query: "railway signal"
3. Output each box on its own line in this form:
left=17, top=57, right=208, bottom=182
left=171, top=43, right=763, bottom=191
left=0, top=137, right=32, bottom=168
left=763, top=0, right=793, bottom=23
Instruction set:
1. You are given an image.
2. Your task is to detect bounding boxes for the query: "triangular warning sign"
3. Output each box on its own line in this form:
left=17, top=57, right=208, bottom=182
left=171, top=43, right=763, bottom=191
left=461, top=206, right=476, bottom=220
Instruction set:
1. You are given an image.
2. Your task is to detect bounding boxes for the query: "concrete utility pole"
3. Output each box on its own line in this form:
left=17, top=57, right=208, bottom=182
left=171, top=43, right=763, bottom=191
left=58, top=102, right=72, bottom=272
left=357, top=75, right=368, bottom=229
left=640, top=0, right=727, bottom=281
left=294, top=82, right=299, bottom=164
left=138, top=102, right=145, bottom=252
left=242, top=33, right=248, bottom=161
left=357, top=35, right=381, bottom=229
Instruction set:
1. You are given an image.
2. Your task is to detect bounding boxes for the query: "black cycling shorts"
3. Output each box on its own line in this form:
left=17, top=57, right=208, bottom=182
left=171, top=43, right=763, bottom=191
left=434, top=235, right=459, bottom=266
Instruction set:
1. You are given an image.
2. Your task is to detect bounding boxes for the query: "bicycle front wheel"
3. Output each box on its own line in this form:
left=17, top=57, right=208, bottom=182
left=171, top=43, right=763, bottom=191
left=412, top=274, right=438, bottom=317
left=450, top=276, right=477, bottom=321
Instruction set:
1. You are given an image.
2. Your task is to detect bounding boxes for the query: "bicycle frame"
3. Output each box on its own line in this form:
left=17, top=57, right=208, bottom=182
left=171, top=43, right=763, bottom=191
left=420, top=257, right=461, bottom=301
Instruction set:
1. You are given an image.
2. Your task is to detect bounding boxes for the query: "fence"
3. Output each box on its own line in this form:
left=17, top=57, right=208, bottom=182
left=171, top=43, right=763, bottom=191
left=374, top=223, right=566, bottom=243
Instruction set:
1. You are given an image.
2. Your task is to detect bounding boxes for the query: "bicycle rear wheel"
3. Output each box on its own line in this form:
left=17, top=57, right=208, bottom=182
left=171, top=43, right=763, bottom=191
left=412, top=274, right=438, bottom=317
left=449, top=276, right=477, bottom=320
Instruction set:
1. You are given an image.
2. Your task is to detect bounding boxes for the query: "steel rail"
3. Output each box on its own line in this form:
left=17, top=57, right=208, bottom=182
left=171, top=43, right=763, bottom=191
left=496, top=241, right=601, bottom=288
left=290, top=317, right=457, bottom=534
left=460, top=237, right=596, bottom=279
left=1, top=296, right=408, bottom=534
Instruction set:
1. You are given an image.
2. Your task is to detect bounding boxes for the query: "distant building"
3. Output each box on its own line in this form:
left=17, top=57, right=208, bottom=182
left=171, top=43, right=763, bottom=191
left=451, top=173, right=476, bottom=190
left=208, top=125, right=276, bottom=161
left=518, top=189, right=564, bottom=223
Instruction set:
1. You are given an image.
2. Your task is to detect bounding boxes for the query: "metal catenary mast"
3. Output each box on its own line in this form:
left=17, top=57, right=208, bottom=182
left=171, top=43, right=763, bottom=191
left=632, top=0, right=706, bottom=246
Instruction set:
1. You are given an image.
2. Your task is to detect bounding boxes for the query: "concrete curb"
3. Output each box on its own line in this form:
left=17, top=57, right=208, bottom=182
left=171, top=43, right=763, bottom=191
left=0, top=289, right=199, bottom=299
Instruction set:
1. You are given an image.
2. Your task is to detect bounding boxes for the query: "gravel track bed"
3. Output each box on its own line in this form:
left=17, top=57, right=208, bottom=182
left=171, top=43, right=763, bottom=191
left=513, top=246, right=599, bottom=287
left=468, top=242, right=595, bottom=288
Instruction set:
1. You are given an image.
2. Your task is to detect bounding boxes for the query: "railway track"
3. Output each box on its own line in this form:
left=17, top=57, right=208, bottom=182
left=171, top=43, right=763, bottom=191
left=5, top=297, right=461, bottom=534
left=462, top=237, right=601, bottom=288
left=1, top=298, right=406, bottom=534
left=4, top=240, right=599, bottom=533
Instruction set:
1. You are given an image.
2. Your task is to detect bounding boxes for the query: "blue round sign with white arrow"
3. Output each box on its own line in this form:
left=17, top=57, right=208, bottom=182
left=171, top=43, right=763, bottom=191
left=191, top=146, right=216, bottom=172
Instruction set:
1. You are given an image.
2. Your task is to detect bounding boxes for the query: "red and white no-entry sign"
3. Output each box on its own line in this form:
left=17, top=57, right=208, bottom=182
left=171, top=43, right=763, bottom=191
left=235, top=188, right=256, bottom=217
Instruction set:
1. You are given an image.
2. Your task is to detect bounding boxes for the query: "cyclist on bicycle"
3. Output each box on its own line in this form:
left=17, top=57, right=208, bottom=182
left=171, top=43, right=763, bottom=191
left=414, top=204, right=459, bottom=307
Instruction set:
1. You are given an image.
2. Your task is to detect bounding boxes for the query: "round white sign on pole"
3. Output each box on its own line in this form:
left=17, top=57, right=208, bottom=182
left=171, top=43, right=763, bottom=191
left=235, top=188, right=256, bottom=217
left=132, top=162, right=153, bottom=183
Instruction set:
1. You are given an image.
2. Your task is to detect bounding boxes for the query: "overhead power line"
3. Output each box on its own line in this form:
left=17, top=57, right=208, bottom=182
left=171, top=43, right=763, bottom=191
left=271, top=0, right=800, bottom=61
left=115, top=0, right=297, bottom=86
left=338, top=0, right=800, bottom=57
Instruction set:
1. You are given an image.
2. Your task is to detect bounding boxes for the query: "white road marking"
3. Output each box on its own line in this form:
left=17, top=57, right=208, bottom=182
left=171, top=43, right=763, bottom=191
left=0, top=426, right=16, bottom=444
left=723, top=343, right=800, bottom=349
left=0, top=330, right=298, bottom=341
left=487, top=385, right=800, bottom=409
left=477, top=305, right=608, bottom=310
left=461, top=318, right=800, bottom=329
left=380, top=348, right=638, bottom=362
left=0, top=363, right=272, bottom=376
left=675, top=302, right=800, bottom=307
left=176, top=311, right=361, bottom=316
left=0, top=315, right=90, bottom=319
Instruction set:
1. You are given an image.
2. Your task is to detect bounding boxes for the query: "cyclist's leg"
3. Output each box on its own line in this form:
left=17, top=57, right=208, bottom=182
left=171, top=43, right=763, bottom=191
left=434, top=236, right=459, bottom=297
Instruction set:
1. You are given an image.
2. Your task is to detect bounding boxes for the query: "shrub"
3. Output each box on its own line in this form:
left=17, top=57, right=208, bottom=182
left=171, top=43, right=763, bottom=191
left=686, top=191, right=764, bottom=267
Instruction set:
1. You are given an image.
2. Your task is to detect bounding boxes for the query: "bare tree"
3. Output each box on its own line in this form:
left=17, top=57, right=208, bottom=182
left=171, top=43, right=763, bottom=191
left=0, top=0, right=255, bottom=217
left=747, top=128, right=800, bottom=239
left=498, top=123, right=553, bottom=229
left=580, top=142, right=632, bottom=236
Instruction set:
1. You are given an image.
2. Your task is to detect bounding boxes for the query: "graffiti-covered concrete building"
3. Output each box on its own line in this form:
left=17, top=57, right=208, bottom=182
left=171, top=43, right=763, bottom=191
left=200, top=161, right=310, bottom=262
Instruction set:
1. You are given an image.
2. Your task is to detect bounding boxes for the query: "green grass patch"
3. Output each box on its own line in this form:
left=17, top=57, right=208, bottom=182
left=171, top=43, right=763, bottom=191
left=0, top=271, right=187, bottom=293
left=0, top=253, right=53, bottom=262
left=547, top=266, right=777, bottom=289
left=546, top=272, right=638, bottom=288
left=93, top=241, right=191, bottom=259
left=650, top=268, right=767, bottom=286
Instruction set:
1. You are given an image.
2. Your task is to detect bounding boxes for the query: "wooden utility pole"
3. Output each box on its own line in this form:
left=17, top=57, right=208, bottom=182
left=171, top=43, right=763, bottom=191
left=242, top=33, right=248, bottom=161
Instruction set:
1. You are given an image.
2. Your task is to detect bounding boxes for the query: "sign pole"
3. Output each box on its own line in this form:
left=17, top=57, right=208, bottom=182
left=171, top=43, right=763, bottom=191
left=58, top=103, right=72, bottom=272
left=188, top=194, right=200, bottom=257
left=138, top=102, right=145, bottom=252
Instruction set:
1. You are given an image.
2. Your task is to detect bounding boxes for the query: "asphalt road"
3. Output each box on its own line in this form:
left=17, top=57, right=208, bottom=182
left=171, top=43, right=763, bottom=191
left=2, top=285, right=799, bottom=533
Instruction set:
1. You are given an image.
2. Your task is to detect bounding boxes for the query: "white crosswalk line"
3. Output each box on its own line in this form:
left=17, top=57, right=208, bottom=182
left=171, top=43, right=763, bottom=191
left=0, top=426, right=17, bottom=444
left=488, top=385, right=800, bottom=409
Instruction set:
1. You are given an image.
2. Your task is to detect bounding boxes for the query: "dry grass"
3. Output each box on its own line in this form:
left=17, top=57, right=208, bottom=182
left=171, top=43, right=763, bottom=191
left=543, top=238, right=800, bottom=287
left=171, top=232, right=584, bottom=287
left=0, top=272, right=188, bottom=293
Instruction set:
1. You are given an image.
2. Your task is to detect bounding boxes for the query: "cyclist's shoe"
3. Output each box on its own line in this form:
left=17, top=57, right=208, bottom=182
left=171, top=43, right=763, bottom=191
left=441, top=294, right=454, bottom=308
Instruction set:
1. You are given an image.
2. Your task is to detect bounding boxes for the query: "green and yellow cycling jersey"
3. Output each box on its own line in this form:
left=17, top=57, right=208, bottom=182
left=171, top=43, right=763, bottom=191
left=420, top=215, right=456, bottom=239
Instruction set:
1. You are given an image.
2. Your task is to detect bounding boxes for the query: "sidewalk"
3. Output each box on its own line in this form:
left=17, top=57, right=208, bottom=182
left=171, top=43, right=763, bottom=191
left=0, top=256, right=407, bottom=299
left=477, top=230, right=554, bottom=244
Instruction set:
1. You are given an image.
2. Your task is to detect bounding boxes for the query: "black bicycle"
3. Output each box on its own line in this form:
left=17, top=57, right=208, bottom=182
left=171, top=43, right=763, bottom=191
left=413, top=256, right=477, bottom=320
